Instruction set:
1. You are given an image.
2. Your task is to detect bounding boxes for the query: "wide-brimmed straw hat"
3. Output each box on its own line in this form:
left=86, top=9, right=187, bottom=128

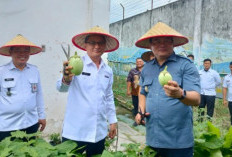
left=135, top=22, right=188, bottom=48
left=141, top=51, right=154, bottom=62
left=0, top=34, right=42, bottom=56
left=72, top=26, right=119, bottom=52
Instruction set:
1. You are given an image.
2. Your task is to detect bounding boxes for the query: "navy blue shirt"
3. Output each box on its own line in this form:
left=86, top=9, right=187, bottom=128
left=139, top=52, right=200, bottom=148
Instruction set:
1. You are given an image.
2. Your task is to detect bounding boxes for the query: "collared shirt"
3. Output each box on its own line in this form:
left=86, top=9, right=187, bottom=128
left=127, top=68, right=141, bottom=96
left=0, top=61, right=45, bottom=131
left=56, top=54, right=117, bottom=143
left=199, top=68, right=221, bottom=95
left=139, top=52, right=200, bottom=149
left=223, top=74, right=232, bottom=101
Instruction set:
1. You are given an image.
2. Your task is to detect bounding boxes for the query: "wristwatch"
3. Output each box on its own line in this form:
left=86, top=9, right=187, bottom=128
left=178, top=89, right=186, bottom=100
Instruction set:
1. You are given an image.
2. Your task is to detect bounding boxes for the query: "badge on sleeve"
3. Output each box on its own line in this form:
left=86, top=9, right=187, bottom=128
left=31, top=83, right=38, bottom=93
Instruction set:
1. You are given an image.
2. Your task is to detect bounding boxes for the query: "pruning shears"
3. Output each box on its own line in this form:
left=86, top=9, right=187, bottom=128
left=61, top=44, right=70, bottom=60
left=61, top=44, right=71, bottom=76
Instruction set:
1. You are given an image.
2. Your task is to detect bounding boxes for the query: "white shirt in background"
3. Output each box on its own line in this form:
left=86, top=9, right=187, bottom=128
left=223, top=74, right=232, bottom=101
left=199, top=68, right=221, bottom=96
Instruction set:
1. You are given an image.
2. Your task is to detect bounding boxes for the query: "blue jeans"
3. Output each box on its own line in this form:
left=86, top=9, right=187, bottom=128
left=151, top=147, right=193, bottom=157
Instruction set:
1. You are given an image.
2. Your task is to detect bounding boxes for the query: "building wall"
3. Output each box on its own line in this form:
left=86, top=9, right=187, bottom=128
left=0, top=0, right=110, bottom=136
left=109, top=0, right=232, bottom=75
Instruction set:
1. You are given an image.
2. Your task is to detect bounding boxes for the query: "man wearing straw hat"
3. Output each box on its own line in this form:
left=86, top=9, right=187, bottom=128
left=135, top=22, right=200, bottom=157
left=57, top=26, right=119, bottom=156
left=0, top=34, right=46, bottom=141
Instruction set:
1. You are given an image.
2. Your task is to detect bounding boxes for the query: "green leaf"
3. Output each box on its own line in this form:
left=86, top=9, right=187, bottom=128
left=207, top=121, right=221, bottom=138
left=223, top=126, right=232, bottom=148
left=100, top=150, right=115, bottom=157
left=209, top=149, right=223, bottom=157
left=0, top=147, right=12, bottom=157
left=55, top=140, right=77, bottom=154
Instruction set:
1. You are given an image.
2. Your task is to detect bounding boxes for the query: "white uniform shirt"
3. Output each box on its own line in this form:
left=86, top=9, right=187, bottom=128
left=0, top=61, right=46, bottom=131
left=199, top=68, right=221, bottom=95
left=223, top=74, right=232, bottom=101
left=56, top=54, right=117, bottom=143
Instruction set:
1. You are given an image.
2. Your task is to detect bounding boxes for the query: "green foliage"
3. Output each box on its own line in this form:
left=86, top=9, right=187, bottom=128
left=49, top=133, right=62, bottom=146
left=0, top=131, right=77, bottom=157
left=102, top=143, right=156, bottom=157
left=113, top=75, right=133, bottom=109
left=194, top=121, right=232, bottom=157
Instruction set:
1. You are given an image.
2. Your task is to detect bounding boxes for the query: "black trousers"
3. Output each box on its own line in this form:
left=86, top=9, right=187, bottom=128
left=229, top=102, right=232, bottom=125
left=62, top=137, right=105, bottom=157
left=151, top=147, right=193, bottom=157
left=0, top=123, right=39, bottom=142
left=132, top=95, right=138, bottom=117
left=199, top=95, right=216, bottom=118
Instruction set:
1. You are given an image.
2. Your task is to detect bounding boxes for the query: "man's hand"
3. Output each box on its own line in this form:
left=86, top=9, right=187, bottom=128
left=62, top=61, right=74, bottom=84
left=38, top=119, right=46, bottom=132
left=127, top=90, right=131, bottom=96
left=135, top=112, right=150, bottom=125
left=223, top=99, right=228, bottom=107
left=108, top=123, right=117, bottom=139
left=163, top=80, right=182, bottom=98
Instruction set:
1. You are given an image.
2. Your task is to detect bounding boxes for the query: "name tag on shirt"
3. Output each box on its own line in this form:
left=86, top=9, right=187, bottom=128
left=82, top=72, right=91, bottom=76
left=4, top=78, right=14, bottom=81
left=31, top=83, right=38, bottom=93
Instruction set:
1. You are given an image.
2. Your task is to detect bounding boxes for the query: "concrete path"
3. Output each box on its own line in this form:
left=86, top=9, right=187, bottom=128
left=110, top=115, right=146, bottom=151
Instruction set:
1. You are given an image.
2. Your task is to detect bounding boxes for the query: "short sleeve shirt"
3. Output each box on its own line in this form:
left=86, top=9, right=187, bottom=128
left=223, top=74, right=232, bottom=101
left=139, top=53, right=200, bottom=148
left=127, top=68, right=141, bottom=96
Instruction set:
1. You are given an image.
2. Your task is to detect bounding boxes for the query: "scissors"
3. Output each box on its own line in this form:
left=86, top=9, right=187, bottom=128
left=61, top=44, right=70, bottom=76
left=61, top=44, right=70, bottom=60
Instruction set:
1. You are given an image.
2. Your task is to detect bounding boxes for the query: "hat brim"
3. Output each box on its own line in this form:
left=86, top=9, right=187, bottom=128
left=0, top=45, right=42, bottom=56
left=72, top=32, right=119, bottom=53
left=135, top=35, right=189, bottom=49
left=141, top=51, right=154, bottom=62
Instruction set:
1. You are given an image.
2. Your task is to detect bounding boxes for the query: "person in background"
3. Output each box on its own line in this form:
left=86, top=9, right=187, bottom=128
left=187, top=54, right=194, bottom=61
left=199, top=58, right=221, bottom=121
left=141, top=51, right=155, bottom=62
left=127, top=57, right=144, bottom=126
left=222, top=61, right=232, bottom=125
left=0, top=34, right=46, bottom=142
left=135, top=22, right=200, bottom=157
left=56, top=26, right=119, bottom=157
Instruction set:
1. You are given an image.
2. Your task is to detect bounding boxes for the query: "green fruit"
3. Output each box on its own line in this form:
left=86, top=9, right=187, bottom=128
left=158, top=65, right=172, bottom=86
left=68, top=51, right=83, bottom=75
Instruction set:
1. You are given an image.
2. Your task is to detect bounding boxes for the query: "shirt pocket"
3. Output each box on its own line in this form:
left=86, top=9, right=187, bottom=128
left=2, top=79, right=17, bottom=96
left=28, top=79, right=39, bottom=93
left=142, top=78, right=153, bottom=95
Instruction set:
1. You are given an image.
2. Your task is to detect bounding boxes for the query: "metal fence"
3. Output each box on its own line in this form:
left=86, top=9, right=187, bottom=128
left=110, top=0, right=179, bottom=23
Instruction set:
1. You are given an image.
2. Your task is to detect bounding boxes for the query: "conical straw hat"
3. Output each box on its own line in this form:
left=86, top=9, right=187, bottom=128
left=135, top=22, right=188, bottom=48
left=72, top=26, right=119, bottom=52
left=141, top=51, right=154, bottom=62
left=0, top=34, right=42, bottom=56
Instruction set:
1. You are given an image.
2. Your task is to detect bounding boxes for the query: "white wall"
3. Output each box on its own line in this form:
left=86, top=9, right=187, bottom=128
left=0, top=0, right=110, bottom=136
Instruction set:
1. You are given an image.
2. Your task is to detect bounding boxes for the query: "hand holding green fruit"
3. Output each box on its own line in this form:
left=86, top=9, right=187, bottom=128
left=68, top=51, right=83, bottom=75
left=158, top=65, right=172, bottom=86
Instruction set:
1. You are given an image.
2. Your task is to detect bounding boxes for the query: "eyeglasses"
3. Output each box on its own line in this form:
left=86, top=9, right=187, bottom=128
left=85, top=41, right=106, bottom=46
